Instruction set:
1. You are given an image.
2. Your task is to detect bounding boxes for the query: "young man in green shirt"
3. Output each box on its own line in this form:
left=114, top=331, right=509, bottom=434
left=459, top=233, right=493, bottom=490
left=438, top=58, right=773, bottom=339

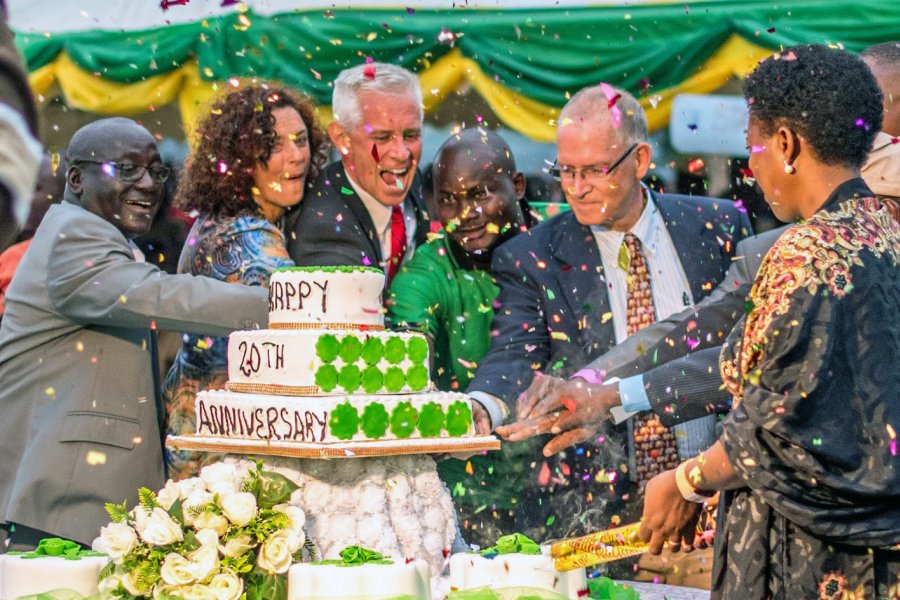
left=386, top=128, right=534, bottom=546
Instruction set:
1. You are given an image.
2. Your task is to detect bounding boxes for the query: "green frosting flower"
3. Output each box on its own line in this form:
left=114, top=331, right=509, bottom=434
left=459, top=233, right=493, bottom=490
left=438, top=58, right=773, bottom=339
left=315, top=364, right=339, bottom=392
left=329, top=402, right=360, bottom=440
left=361, top=367, right=384, bottom=394
left=361, top=337, right=384, bottom=365
left=383, top=366, right=406, bottom=393
left=7, top=538, right=106, bottom=560
left=384, top=337, right=406, bottom=364
left=406, top=365, right=429, bottom=391
left=479, top=533, right=541, bottom=556
left=407, top=336, right=429, bottom=363
left=338, top=364, right=361, bottom=392
left=390, top=402, right=419, bottom=438
left=446, top=400, right=473, bottom=437
left=587, top=576, right=642, bottom=600
left=360, top=403, right=389, bottom=438
left=417, top=402, right=445, bottom=437
left=313, top=546, right=393, bottom=566
left=316, top=334, right=340, bottom=363
left=339, top=335, right=363, bottom=363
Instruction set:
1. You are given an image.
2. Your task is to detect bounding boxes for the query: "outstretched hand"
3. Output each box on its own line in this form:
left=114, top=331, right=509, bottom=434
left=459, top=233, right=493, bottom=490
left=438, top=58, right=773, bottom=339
left=495, top=374, right=618, bottom=456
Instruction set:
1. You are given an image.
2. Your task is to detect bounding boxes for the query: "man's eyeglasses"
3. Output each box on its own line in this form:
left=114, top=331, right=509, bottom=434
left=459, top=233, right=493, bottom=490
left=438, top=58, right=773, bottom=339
left=550, top=143, right=638, bottom=183
left=72, top=160, right=171, bottom=184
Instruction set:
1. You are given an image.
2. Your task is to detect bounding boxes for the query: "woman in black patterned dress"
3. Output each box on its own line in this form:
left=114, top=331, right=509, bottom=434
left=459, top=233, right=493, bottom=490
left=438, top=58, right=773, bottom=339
left=639, top=44, right=900, bottom=599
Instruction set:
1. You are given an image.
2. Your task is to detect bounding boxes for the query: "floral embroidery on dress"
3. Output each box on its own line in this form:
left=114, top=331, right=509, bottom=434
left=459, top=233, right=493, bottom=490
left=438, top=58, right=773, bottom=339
left=721, top=197, right=900, bottom=404
left=819, top=571, right=846, bottom=600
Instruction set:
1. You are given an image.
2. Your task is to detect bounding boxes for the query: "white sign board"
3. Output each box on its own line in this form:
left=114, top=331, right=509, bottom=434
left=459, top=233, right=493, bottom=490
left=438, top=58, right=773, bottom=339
left=669, top=94, right=749, bottom=158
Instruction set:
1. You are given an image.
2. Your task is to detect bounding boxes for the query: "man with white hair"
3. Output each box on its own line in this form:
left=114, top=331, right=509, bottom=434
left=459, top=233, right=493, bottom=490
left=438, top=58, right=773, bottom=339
left=286, top=62, right=429, bottom=284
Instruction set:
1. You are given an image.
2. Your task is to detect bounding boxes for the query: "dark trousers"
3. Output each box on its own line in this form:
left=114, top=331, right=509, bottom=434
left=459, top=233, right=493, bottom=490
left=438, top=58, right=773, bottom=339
left=5, top=523, right=84, bottom=552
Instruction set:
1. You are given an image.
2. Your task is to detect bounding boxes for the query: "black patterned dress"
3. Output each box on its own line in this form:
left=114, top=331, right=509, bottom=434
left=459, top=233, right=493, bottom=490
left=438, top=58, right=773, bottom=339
left=714, top=179, right=900, bottom=599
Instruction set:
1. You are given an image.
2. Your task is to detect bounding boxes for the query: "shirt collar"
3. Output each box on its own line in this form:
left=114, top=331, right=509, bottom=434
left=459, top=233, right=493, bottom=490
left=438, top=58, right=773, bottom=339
left=590, top=185, right=660, bottom=256
left=345, top=169, right=393, bottom=235
left=819, top=177, right=874, bottom=213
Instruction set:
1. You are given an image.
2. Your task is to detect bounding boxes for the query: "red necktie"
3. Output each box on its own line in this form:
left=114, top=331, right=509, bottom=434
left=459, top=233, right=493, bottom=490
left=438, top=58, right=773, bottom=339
left=623, top=233, right=679, bottom=489
left=387, top=205, right=407, bottom=284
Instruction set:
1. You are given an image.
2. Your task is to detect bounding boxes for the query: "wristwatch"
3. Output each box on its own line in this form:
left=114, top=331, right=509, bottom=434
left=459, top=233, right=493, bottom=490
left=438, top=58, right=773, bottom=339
left=675, top=462, right=716, bottom=503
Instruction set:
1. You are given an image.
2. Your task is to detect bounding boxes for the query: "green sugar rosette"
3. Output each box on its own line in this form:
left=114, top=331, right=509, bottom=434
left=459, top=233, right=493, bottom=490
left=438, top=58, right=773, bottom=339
left=383, top=366, right=406, bottom=392
left=406, top=365, right=429, bottom=391
left=339, top=335, right=363, bottom=363
left=446, top=400, right=473, bottom=436
left=361, top=367, right=384, bottom=394
left=329, top=402, right=360, bottom=440
left=338, top=364, right=361, bottom=393
left=315, top=334, right=340, bottom=363
left=315, top=364, right=339, bottom=392
left=417, top=402, right=445, bottom=437
left=407, top=336, right=429, bottom=363
left=390, top=402, right=418, bottom=438
left=361, top=337, right=384, bottom=365
left=360, top=403, right=389, bottom=438
left=384, top=337, right=407, bottom=364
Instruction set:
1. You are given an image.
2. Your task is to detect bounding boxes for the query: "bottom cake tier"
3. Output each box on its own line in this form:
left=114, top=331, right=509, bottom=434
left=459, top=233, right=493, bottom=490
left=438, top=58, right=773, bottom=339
left=191, top=389, right=478, bottom=444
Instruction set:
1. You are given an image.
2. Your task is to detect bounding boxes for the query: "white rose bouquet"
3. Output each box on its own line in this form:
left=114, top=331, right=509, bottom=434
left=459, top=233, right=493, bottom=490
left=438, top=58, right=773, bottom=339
left=94, top=460, right=309, bottom=600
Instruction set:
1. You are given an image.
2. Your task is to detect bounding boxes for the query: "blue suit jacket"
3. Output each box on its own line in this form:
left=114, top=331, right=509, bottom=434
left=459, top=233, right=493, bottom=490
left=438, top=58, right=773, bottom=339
left=468, top=191, right=752, bottom=406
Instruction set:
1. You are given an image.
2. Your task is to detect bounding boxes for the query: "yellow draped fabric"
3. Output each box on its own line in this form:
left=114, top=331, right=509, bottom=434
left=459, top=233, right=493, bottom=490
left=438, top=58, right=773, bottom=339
left=28, top=35, right=771, bottom=141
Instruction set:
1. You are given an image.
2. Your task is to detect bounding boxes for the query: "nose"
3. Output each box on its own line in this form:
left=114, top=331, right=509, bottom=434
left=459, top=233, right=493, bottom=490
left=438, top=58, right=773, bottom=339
left=571, top=172, right=591, bottom=197
left=133, top=167, right=157, bottom=190
left=383, top=136, right=412, bottom=162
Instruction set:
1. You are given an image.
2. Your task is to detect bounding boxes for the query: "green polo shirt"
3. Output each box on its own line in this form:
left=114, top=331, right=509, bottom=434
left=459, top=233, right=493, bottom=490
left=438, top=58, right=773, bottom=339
left=387, top=232, right=526, bottom=510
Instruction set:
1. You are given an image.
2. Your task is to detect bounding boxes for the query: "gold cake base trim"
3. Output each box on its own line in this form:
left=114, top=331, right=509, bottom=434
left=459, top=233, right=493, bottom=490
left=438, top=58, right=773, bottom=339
left=225, top=382, right=320, bottom=395
left=166, top=434, right=501, bottom=459
left=269, top=322, right=385, bottom=331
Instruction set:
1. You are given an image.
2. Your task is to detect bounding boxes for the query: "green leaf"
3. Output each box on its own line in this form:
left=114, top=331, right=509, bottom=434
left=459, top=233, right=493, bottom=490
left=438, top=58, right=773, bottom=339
left=246, top=571, right=288, bottom=600
left=99, top=560, right=116, bottom=582
left=105, top=500, right=130, bottom=523
left=167, top=498, right=184, bottom=525
left=138, top=487, right=161, bottom=511
left=181, top=529, right=201, bottom=552
left=257, top=470, right=300, bottom=509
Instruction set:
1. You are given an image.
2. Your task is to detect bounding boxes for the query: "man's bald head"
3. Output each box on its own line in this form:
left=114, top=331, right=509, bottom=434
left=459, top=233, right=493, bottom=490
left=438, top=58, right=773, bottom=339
left=559, top=85, right=648, bottom=147
left=433, top=127, right=517, bottom=178
left=862, top=42, right=900, bottom=136
left=66, top=117, right=155, bottom=165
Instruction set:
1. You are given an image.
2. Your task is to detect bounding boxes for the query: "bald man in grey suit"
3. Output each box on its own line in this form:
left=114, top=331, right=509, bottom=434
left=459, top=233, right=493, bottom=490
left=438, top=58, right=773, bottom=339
left=0, top=118, right=269, bottom=550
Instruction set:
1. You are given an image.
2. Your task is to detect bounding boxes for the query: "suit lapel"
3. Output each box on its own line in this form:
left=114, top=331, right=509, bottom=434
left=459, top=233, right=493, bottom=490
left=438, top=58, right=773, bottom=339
left=330, top=165, right=383, bottom=263
left=552, top=213, right=615, bottom=349
left=655, top=192, right=713, bottom=302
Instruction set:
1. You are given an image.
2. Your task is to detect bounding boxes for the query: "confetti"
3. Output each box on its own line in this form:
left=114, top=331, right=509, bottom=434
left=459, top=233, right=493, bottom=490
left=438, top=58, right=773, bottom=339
left=371, top=144, right=380, bottom=163
left=363, top=64, right=376, bottom=79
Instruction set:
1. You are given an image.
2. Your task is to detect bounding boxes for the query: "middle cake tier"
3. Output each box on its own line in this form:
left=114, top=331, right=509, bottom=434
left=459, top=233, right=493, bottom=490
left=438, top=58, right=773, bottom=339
left=227, top=329, right=431, bottom=396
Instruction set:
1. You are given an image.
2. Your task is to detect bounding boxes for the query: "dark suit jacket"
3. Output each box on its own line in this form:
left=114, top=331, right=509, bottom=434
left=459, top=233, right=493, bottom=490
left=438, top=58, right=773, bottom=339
left=606, top=225, right=789, bottom=426
left=285, top=161, right=430, bottom=270
left=468, top=191, right=752, bottom=406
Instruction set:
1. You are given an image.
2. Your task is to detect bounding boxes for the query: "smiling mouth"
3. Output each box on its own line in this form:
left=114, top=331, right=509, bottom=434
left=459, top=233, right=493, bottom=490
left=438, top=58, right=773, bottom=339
left=125, top=199, right=157, bottom=209
left=379, top=167, right=410, bottom=189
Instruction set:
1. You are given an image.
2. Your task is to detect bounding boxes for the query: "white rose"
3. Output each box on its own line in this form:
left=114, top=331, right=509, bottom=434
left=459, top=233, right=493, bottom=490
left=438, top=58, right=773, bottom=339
left=256, top=530, right=294, bottom=574
left=200, top=462, right=238, bottom=490
left=193, top=511, right=229, bottom=536
left=138, top=507, right=184, bottom=546
left=120, top=571, right=144, bottom=596
left=273, top=504, right=306, bottom=533
left=194, top=528, right=220, bottom=549
left=209, top=569, right=243, bottom=600
left=94, top=522, right=138, bottom=563
left=176, top=477, right=205, bottom=500
left=219, top=492, right=257, bottom=527
left=283, top=528, right=305, bottom=554
left=160, top=552, right=196, bottom=586
left=97, top=571, right=124, bottom=595
left=188, top=544, right=220, bottom=583
left=157, top=479, right=181, bottom=510
left=220, top=533, right=255, bottom=558
left=182, top=490, right=215, bottom=527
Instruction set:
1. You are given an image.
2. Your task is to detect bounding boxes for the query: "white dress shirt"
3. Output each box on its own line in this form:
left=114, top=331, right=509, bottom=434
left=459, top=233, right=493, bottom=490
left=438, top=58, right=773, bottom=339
left=345, top=173, right=415, bottom=273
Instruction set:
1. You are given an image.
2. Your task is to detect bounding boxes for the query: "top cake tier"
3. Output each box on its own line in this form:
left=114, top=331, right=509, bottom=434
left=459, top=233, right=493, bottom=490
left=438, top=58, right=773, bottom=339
left=268, top=266, right=385, bottom=329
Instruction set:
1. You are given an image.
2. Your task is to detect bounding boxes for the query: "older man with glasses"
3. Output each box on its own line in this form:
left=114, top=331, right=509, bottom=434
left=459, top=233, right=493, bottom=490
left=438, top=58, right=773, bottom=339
left=465, top=84, right=751, bottom=573
left=0, top=117, right=271, bottom=552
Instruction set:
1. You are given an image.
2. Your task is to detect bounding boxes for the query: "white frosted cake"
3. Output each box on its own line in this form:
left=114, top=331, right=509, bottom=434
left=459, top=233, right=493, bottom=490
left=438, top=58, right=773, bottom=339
left=449, top=553, right=588, bottom=599
left=289, top=558, right=431, bottom=599
left=189, top=266, right=483, bottom=450
left=0, top=553, right=110, bottom=599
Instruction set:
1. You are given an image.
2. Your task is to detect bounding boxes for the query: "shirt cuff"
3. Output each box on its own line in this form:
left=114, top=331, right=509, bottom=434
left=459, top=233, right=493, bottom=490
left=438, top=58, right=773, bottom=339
left=467, top=391, right=509, bottom=431
left=619, top=374, right=651, bottom=412
left=571, top=367, right=603, bottom=384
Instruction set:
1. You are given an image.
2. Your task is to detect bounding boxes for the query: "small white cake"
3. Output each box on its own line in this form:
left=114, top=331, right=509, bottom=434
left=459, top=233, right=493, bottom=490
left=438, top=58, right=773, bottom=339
left=449, top=552, right=588, bottom=599
left=288, top=558, right=432, bottom=599
left=0, top=553, right=110, bottom=599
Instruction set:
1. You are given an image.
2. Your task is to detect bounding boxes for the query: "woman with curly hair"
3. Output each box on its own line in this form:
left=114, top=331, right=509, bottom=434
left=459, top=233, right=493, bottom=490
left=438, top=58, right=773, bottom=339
left=639, top=44, right=900, bottom=598
left=164, top=83, right=327, bottom=479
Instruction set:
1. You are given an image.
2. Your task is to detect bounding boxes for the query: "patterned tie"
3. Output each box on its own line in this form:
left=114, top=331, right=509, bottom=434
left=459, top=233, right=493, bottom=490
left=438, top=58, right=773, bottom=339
left=622, top=233, right=680, bottom=489
left=387, top=204, right=407, bottom=284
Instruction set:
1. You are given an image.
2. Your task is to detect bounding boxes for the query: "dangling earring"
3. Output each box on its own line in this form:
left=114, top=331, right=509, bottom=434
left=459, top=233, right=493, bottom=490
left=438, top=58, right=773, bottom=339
left=783, top=160, right=796, bottom=174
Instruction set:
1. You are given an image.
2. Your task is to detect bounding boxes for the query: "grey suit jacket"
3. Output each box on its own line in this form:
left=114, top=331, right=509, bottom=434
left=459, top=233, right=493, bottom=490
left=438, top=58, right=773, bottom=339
left=0, top=202, right=269, bottom=544
left=594, top=225, right=789, bottom=426
left=285, top=161, right=430, bottom=270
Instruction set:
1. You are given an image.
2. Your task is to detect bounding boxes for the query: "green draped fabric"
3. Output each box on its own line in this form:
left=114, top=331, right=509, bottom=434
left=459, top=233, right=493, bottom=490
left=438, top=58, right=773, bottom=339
left=14, top=0, right=900, bottom=104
